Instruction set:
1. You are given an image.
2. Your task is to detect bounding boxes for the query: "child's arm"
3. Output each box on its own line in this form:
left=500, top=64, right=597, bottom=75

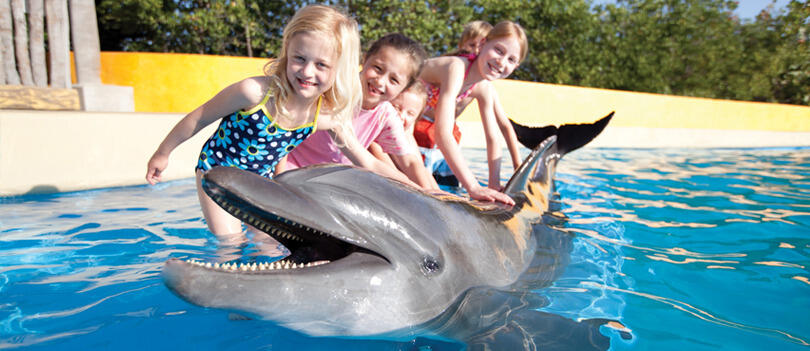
left=145, top=77, right=265, bottom=185
left=374, top=105, right=439, bottom=190
left=472, top=82, right=505, bottom=190
left=326, top=125, right=419, bottom=188
left=426, top=58, right=514, bottom=205
left=390, top=153, right=439, bottom=190
left=368, top=142, right=396, bottom=168
left=491, top=88, right=522, bottom=171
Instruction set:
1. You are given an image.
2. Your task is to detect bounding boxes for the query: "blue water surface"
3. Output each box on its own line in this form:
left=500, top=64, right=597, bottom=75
left=1, top=148, right=808, bottom=350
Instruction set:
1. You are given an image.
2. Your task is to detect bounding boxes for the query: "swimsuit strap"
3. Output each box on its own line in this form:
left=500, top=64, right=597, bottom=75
left=311, top=95, right=322, bottom=132
left=259, top=88, right=272, bottom=107
left=460, top=53, right=477, bottom=80
left=459, top=53, right=478, bottom=99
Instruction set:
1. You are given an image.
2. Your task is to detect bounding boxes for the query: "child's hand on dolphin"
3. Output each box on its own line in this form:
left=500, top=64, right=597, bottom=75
left=468, top=185, right=514, bottom=206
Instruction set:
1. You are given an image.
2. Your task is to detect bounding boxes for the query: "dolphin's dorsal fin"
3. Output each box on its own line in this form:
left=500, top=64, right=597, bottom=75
left=503, top=135, right=557, bottom=196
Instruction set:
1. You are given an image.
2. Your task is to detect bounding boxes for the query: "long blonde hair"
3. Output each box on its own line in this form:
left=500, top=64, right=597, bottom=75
left=263, top=5, right=362, bottom=129
left=487, top=21, right=529, bottom=63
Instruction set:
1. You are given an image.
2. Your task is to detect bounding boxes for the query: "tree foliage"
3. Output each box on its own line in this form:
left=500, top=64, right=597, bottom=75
left=96, top=0, right=810, bottom=105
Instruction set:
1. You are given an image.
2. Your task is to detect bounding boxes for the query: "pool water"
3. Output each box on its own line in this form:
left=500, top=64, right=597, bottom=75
left=1, top=148, right=808, bottom=350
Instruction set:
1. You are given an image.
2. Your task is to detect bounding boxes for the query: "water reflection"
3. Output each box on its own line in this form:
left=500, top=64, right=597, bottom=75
left=555, top=148, right=810, bottom=349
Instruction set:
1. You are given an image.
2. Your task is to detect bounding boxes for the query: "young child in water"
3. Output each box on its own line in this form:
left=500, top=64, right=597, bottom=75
left=277, top=33, right=437, bottom=190
left=145, top=5, right=413, bottom=255
left=415, top=21, right=527, bottom=205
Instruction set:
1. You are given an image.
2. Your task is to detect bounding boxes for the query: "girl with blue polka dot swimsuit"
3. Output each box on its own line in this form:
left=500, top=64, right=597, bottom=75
left=195, top=91, right=320, bottom=178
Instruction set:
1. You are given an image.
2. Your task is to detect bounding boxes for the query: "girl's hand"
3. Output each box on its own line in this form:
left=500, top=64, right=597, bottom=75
left=146, top=152, right=169, bottom=185
left=468, top=185, right=514, bottom=206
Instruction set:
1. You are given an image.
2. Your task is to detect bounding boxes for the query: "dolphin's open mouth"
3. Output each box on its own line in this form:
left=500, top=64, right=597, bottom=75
left=192, top=175, right=390, bottom=272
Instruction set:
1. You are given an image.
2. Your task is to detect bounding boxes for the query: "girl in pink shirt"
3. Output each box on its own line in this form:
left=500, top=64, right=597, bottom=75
left=278, top=33, right=438, bottom=190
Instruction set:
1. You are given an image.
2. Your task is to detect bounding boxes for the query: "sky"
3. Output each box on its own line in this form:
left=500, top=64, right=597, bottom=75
left=734, top=0, right=791, bottom=19
left=591, top=0, right=791, bottom=19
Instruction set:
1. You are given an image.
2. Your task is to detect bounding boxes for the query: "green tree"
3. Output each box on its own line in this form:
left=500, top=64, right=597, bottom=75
left=95, top=0, right=810, bottom=105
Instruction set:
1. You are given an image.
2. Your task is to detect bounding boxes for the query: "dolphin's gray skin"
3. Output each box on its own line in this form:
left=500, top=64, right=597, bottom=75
left=163, top=113, right=618, bottom=346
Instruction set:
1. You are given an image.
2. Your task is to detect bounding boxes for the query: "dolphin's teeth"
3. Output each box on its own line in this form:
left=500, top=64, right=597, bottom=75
left=214, top=262, right=220, bottom=269
left=205, top=262, right=212, bottom=268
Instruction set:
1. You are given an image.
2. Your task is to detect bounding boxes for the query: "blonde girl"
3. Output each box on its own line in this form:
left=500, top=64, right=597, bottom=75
left=417, top=21, right=528, bottom=205
left=145, top=5, right=412, bottom=247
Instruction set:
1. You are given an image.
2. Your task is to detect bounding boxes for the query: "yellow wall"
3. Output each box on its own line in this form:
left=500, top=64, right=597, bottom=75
left=462, top=80, right=810, bottom=132
left=99, top=52, right=268, bottom=113
left=96, top=52, right=810, bottom=132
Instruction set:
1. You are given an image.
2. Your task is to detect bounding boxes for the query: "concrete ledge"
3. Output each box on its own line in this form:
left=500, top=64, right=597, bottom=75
left=74, top=83, right=135, bottom=112
left=0, top=110, right=213, bottom=196
left=2, top=109, right=808, bottom=197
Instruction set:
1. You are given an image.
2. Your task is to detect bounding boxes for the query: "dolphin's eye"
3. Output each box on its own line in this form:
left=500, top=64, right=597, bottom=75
left=421, top=256, right=442, bottom=276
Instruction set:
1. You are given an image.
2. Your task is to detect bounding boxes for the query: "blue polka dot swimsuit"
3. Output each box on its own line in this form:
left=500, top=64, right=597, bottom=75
left=195, top=92, right=319, bottom=178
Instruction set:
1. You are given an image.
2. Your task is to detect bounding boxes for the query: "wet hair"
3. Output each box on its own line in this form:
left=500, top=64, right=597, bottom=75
left=364, top=33, right=427, bottom=88
left=487, top=21, right=529, bottom=63
left=263, top=5, right=362, bottom=128
left=458, top=20, right=493, bottom=51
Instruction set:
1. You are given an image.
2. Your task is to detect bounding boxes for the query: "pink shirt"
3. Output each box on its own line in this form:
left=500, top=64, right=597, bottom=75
left=286, top=101, right=417, bottom=169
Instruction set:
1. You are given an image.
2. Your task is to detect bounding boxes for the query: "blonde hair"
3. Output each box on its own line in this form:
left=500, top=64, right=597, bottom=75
left=487, top=21, right=529, bottom=63
left=263, top=5, right=362, bottom=129
left=459, top=20, right=493, bottom=51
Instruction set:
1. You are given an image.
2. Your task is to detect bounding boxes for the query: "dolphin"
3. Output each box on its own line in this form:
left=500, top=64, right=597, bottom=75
left=163, top=113, right=617, bottom=345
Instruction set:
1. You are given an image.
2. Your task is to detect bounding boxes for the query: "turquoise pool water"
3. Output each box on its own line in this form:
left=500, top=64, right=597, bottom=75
left=1, top=148, right=808, bottom=350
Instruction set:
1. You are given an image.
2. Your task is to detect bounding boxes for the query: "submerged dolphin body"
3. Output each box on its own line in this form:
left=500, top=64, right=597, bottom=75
left=163, top=113, right=617, bottom=346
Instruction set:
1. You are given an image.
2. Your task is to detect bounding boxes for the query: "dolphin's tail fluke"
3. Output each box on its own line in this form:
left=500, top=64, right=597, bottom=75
left=510, top=112, right=613, bottom=155
left=503, top=112, right=613, bottom=198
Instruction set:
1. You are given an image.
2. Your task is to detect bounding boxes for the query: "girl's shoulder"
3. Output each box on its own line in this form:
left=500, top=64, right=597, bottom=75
left=374, top=101, right=400, bottom=123
left=422, top=56, right=468, bottom=85
left=425, top=55, right=468, bottom=69
left=233, top=76, right=272, bottom=106
left=470, top=79, right=495, bottom=99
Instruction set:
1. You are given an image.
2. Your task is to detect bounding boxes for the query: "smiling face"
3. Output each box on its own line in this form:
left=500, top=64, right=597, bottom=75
left=360, top=46, right=413, bottom=110
left=390, top=90, right=425, bottom=132
left=475, top=36, right=521, bottom=81
left=285, top=31, right=338, bottom=101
